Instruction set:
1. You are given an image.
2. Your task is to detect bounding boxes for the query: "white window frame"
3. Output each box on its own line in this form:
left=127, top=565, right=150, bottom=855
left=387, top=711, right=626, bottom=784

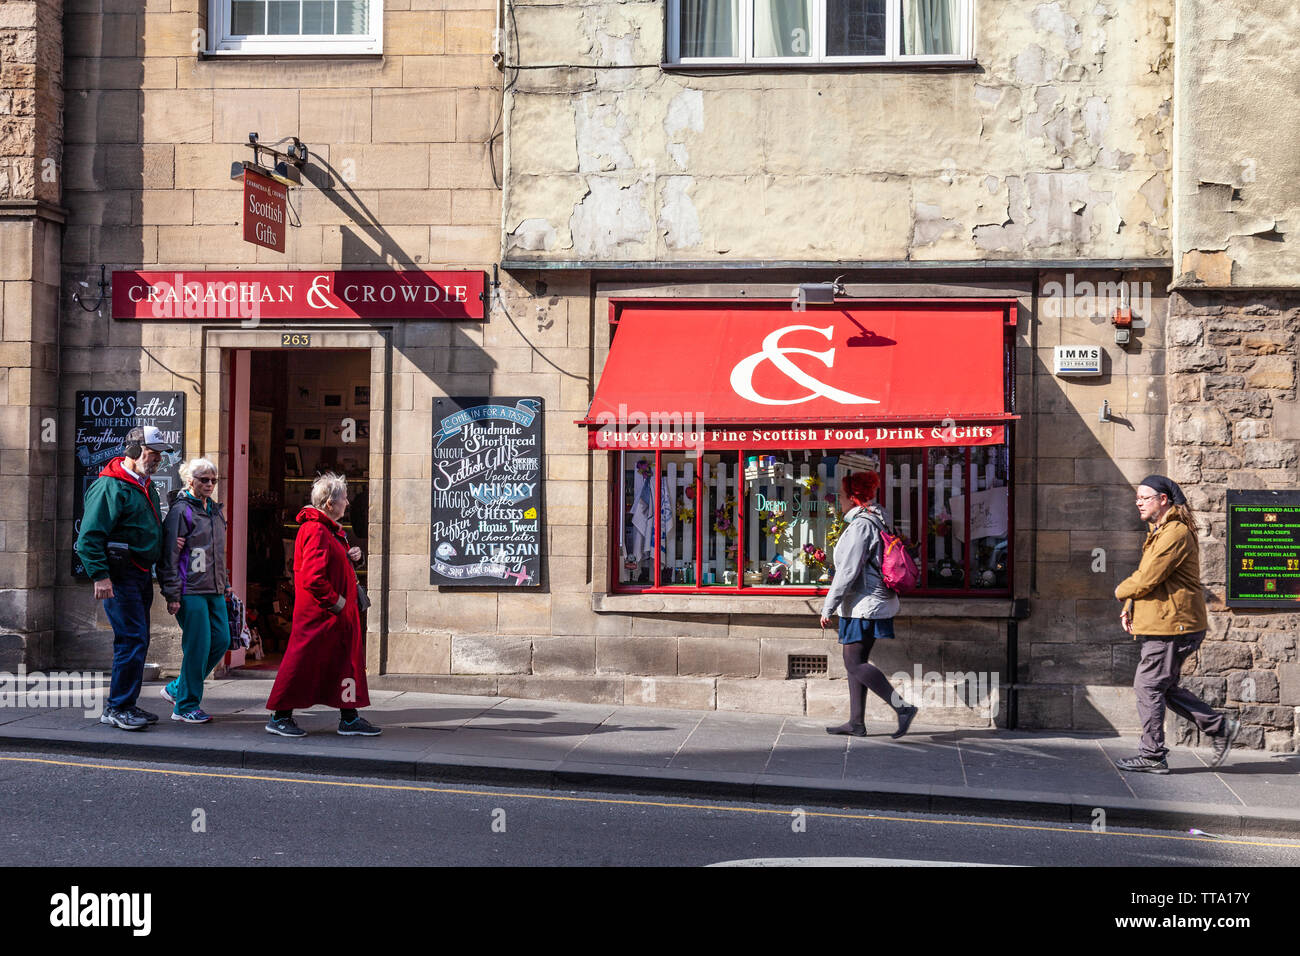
left=666, top=0, right=973, bottom=66
left=207, top=0, right=384, bottom=55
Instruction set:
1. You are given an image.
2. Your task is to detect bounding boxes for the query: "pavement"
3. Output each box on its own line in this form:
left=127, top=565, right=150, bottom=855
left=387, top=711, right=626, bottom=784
left=3, top=677, right=1299, bottom=838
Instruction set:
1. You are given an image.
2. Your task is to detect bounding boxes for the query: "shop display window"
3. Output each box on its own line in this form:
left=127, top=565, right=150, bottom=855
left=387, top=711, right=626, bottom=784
left=613, top=442, right=1010, bottom=596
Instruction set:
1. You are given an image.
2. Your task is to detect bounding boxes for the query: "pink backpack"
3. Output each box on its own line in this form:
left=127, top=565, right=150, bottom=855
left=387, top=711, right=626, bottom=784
left=862, top=513, right=921, bottom=593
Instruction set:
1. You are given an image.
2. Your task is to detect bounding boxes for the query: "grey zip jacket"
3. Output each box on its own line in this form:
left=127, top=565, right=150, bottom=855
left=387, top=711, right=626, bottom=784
left=821, top=504, right=900, bottom=620
left=157, top=491, right=229, bottom=601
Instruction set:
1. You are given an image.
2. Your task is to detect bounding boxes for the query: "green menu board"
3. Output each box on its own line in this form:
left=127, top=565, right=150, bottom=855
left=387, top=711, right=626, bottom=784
left=1227, top=489, right=1300, bottom=607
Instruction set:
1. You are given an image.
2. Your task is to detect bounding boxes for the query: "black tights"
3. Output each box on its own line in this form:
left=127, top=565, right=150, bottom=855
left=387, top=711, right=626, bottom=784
left=843, top=638, right=902, bottom=725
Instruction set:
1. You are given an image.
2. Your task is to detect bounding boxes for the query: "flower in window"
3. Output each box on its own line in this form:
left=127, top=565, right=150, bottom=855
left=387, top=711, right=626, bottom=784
left=712, top=496, right=738, bottom=538
left=929, top=509, right=952, bottom=538
left=797, top=474, right=822, bottom=492
left=824, top=504, right=846, bottom=550
left=801, top=543, right=828, bottom=573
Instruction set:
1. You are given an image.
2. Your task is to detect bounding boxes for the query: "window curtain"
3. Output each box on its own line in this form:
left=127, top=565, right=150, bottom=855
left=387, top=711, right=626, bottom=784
left=902, top=0, right=957, bottom=55
left=336, top=0, right=368, bottom=35
left=681, top=0, right=736, bottom=58
left=755, top=0, right=813, bottom=57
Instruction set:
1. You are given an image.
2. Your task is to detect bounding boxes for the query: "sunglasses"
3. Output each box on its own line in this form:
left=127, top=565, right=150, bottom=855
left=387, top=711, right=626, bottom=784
left=195, top=476, right=218, bottom=484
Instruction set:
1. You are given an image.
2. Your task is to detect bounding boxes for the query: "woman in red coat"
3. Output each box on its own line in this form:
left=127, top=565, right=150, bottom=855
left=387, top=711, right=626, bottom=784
left=265, top=473, right=381, bottom=737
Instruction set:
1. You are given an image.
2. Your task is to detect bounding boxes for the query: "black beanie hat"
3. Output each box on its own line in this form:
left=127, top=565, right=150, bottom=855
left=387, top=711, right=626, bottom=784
left=1138, top=474, right=1187, bottom=506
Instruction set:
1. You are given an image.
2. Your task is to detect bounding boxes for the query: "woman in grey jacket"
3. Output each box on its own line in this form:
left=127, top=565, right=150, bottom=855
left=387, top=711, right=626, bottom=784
left=156, top=458, right=230, bottom=723
left=819, top=470, right=918, bottom=738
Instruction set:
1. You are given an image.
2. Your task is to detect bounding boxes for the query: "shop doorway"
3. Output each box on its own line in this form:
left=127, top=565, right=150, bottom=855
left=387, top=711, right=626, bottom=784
left=226, top=348, right=372, bottom=672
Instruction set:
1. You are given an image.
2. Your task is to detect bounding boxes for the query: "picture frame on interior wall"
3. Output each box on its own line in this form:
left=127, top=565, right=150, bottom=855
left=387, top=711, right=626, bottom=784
left=300, top=423, right=325, bottom=446
left=293, top=379, right=319, bottom=410
left=322, top=391, right=345, bottom=411
left=284, top=446, right=303, bottom=477
left=284, top=426, right=297, bottom=442
left=206, top=0, right=385, bottom=56
left=351, top=382, right=370, bottom=410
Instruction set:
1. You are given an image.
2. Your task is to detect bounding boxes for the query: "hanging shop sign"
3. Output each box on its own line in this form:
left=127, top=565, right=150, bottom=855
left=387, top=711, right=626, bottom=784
left=242, top=167, right=288, bottom=253
left=72, top=391, right=185, bottom=577
left=1227, top=489, right=1300, bottom=607
left=429, top=397, right=544, bottom=587
left=112, top=270, right=487, bottom=321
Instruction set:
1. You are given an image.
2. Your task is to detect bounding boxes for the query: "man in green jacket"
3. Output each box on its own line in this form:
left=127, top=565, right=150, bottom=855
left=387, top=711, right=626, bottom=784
left=75, top=426, right=171, bottom=731
left=1113, top=474, right=1240, bottom=773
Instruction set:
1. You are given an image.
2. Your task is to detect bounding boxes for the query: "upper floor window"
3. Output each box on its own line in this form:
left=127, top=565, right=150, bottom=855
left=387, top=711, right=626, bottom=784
left=666, top=0, right=972, bottom=65
left=208, top=0, right=383, bottom=54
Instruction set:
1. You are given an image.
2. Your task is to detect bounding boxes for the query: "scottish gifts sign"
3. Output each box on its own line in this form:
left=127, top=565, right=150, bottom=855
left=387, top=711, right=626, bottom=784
left=429, top=397, right=543, bottom=587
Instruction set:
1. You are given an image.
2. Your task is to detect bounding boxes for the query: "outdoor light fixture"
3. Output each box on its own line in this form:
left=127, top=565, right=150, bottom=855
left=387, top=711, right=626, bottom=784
left=1099, top=399, right=1112, bottom=423
left=793, top=276, right=847, bottom=309
left=235, top=132, right=309, bottom=187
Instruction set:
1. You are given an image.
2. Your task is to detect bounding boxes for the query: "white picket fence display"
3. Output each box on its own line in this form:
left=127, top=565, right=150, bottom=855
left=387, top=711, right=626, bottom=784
left=619, top=450, right=1006, bottom=588
left=745, top=457, right=837, bottom=585
left=662, top=456, right=695, bottom=582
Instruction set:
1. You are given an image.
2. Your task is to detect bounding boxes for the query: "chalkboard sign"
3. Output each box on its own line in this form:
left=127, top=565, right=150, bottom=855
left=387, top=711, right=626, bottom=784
left=72, top=392, right=185, bottom=577
left=429, top=397, right=543, bottom=587
left=1227, top=489, right=1300, bottom=607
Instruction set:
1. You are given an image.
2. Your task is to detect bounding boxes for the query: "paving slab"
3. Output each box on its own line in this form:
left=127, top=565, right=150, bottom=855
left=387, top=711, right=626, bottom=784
left=0, top=678, right=1295, bottom=838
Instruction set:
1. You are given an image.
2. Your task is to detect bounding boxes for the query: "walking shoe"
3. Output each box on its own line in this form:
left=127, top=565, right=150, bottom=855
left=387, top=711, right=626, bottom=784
left=100, top=707, right=148, bottom=731
left=1209, top=718, right=1241, bottom=769
left=171, top=709, right=212, bottom=724
left=1115, top=754, right=1169, bottom=774
left=159, top=685, right=175, bottom=704
left=265, top=715, right=307, bottom=737
left=128, top=706, right=159, bottom=724
left=891, top=704, right=919, bottom=739
left=338, top=715, right=382, bottom=736
left=826, top=722, right=867, bottom=737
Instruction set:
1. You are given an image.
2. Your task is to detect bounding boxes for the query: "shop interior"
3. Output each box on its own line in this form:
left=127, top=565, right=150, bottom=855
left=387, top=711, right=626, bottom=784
left=239, top=349, right=371, bottom=669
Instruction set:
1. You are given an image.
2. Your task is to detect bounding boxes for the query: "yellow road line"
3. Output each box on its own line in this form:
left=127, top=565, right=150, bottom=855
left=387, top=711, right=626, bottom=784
left=2, top=754, right=1296, bottom=850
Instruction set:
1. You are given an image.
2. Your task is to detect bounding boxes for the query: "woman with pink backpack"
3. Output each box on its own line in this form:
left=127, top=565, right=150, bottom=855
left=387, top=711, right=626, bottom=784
left=818, top=470, right=919, bottom=739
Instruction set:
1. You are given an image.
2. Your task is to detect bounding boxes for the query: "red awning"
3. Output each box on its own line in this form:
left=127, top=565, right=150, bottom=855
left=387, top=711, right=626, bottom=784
left=583, top=302, right=1015, bottom=450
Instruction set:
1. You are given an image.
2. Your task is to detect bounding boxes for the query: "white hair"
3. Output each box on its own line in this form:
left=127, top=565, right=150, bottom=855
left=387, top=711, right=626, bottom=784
left=310, top=472, right=348, bottom=511
left=179, top=457, right=217, bottom=489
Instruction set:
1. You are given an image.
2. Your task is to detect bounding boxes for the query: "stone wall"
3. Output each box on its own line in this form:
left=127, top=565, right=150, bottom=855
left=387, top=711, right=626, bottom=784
left=504, top=0, right=1173, bottom=263
left=0, top=0, right=62, bottom=670
left=1167, top=292, right=1300, bottom=752
left=54, top=4, right=502, bottom=671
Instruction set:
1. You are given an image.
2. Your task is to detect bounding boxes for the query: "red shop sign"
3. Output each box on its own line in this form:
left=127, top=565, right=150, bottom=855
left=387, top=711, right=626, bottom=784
left=242, top=167, right=287, bottom=253
left=112, top=270, right=487, bottom=321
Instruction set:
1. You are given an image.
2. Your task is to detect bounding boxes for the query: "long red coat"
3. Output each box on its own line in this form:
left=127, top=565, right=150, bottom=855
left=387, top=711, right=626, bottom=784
left=266, top=507, right=370, bottom=711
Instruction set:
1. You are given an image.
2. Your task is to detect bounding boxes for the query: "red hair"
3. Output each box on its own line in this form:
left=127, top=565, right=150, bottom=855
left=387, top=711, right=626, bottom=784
left=841, top=470, right=880, bottom=504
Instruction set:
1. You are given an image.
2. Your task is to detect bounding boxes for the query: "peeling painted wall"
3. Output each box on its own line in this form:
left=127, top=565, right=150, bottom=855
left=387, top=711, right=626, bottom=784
left=1173, top=1, right=1300, bottom=288
left=503, top=0, right=1174, bottom=262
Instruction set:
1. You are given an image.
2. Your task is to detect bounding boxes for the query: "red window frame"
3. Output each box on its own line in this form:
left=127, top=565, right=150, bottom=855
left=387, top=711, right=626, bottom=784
left=602, top=300, right=1017, bottom=598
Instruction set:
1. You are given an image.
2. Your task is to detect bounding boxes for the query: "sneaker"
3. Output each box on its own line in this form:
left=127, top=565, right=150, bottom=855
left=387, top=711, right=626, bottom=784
left=1115, top=754, right=1170, bottom=774
left=159, top=686, right=175, bottom=704
left=338, top=715, right=382, bottom=737
left=171, top=709, right=212, bottom=724
left=891, top=704, right=919, bottom=739
left=265, top=715, right=307, bottom=738
left=825, top=722, right=867, bottom=737
left=128, top=706, right=159, bottom=725
left=1209, top=718, right=1241, bottom=769
left=100, top=707, right=148, bottom=732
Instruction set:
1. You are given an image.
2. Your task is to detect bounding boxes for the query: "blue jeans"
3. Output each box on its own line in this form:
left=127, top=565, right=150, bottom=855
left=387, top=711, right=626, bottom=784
left=103, top=566, right=154, bottom=711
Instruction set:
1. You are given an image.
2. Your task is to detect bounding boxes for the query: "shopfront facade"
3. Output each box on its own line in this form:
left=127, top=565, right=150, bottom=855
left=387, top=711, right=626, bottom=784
left=3, top=0, right=1296, bottom=749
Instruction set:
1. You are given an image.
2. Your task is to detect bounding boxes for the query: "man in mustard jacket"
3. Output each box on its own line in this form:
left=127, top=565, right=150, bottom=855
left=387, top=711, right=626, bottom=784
left=1114, top=475, right=1240, bottom=773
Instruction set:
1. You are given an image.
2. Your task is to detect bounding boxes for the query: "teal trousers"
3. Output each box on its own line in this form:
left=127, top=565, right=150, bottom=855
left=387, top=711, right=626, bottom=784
left=166, top=594, right=230, bottom=714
